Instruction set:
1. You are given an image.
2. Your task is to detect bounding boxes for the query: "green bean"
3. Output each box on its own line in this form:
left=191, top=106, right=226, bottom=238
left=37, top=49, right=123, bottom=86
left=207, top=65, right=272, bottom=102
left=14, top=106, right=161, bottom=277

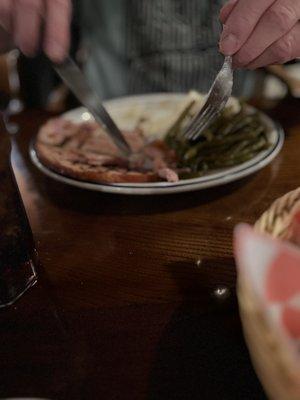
left=183, top=128, right=265, bottom=161
left=165, top=100, right=270, bottom=177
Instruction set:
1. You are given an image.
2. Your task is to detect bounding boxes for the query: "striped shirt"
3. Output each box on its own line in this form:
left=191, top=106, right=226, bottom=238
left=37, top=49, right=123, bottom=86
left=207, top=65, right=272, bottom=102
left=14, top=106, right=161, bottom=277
left=80, top=0, right=253, bottom=100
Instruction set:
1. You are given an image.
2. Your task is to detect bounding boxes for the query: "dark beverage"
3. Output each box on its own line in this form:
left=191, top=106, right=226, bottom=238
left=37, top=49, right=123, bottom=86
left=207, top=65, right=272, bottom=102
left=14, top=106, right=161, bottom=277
left=0, top=120, right=37, bottom=307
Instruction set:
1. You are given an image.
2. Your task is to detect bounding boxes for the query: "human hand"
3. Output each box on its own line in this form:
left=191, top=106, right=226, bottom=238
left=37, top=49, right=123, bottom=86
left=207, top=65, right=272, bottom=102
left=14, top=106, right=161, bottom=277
left=219, top=0, right=300, bottom=69
left=0, top=0, right=72, bottom=63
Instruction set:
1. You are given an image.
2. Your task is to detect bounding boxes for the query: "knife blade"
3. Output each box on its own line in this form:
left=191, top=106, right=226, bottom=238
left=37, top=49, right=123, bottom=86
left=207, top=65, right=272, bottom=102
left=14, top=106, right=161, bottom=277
left=53, top=57, right=132, bottom=157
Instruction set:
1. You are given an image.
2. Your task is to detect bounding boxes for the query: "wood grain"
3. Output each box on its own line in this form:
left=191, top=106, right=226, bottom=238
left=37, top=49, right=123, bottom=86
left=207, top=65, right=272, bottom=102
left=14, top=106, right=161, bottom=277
left=1, top=98, right=298, bottom=399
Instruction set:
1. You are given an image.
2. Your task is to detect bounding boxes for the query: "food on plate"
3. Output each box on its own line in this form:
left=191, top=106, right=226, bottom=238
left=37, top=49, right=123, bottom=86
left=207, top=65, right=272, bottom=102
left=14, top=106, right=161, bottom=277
left=166, top=102, right=270, bottom=178
left=35, top=95, right=271, bottom=184
left=36, top=118, right=179, bottom=183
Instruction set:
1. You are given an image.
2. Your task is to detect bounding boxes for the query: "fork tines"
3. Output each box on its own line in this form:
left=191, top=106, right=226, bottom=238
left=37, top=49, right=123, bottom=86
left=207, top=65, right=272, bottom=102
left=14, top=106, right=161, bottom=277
left=182, top=56, right=233, bottom=142
left=183, top=103, right=218, bottom=141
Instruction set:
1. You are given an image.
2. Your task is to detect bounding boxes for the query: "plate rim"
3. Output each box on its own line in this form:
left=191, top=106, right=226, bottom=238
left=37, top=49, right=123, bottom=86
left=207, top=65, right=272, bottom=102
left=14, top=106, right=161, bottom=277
left=30, top=93, right=285, bottom=195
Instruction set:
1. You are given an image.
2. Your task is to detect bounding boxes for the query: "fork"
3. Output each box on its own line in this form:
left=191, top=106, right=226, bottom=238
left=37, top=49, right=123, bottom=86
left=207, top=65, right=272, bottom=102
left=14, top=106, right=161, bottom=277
left=181, top=56, right=233, bottom=142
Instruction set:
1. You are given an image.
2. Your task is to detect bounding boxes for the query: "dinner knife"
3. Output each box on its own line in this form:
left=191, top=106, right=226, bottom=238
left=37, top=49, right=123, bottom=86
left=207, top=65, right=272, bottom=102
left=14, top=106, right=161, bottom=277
left=0, top=21, right=132, bottom=156
left=53, top=56, right=132, bottom=157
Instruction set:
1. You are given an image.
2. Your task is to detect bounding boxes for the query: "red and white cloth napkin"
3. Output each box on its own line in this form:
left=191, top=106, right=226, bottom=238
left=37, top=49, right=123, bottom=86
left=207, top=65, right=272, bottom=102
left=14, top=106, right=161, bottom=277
left=234, top=216, right=300, bottom=352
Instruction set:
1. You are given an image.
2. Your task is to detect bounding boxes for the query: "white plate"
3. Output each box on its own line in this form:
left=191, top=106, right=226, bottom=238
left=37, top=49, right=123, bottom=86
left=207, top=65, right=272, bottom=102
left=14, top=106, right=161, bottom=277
left=30, top=93, right=284, bottom=195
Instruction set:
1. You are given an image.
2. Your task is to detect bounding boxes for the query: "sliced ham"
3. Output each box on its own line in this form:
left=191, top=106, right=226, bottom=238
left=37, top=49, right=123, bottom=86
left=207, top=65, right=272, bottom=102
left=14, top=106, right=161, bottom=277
left=157, top=168, right=179, bottom=182
left=36, top=117, right=179, bottom=184
left=39, top=118, right=80, bottom=146
left=84, top=153, right=128, bottom=168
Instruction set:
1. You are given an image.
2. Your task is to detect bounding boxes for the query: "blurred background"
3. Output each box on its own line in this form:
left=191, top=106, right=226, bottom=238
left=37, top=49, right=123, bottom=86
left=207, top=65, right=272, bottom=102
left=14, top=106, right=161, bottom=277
left=1, top=0, right=300, bottom=116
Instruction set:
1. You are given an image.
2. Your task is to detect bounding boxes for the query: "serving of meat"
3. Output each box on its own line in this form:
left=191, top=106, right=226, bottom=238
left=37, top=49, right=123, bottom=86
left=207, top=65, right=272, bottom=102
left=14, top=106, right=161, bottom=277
left=35, top=118, right=179, bottom=184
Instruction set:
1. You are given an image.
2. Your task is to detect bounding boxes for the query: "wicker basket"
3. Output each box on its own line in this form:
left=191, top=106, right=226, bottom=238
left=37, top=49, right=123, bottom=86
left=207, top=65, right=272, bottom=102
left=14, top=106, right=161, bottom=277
left=254, top=188, right=300, bottom=239
left=237, top=187, right=300, bottom=400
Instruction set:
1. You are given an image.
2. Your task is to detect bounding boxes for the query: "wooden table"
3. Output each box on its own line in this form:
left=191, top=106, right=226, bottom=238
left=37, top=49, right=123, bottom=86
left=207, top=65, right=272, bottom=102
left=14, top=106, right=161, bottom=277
left=0, top=97, right=299, bottom=400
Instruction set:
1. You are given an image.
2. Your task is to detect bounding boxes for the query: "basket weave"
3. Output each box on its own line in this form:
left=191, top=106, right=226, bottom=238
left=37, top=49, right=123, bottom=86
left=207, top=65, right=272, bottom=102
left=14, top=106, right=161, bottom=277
left=254, top=187, right=300, bottom=239
left=238, top=187, right=300, bottom=400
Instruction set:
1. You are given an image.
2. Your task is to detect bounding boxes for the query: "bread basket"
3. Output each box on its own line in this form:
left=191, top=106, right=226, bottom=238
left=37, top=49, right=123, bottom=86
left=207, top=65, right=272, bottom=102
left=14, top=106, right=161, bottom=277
left=237, top=187, right=300, bottom=400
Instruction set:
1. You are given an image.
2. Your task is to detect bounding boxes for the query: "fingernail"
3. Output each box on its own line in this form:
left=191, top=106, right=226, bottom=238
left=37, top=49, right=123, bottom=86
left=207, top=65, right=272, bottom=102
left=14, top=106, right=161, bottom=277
left=220, top=26, right=239, bottom=56
left=46, top=41, right=66, bottom=63
left=220, top=33, right=239, bottom=55
left=17, top=39, right=37, bottom=58
left=20, top=45, right=35, bottom=58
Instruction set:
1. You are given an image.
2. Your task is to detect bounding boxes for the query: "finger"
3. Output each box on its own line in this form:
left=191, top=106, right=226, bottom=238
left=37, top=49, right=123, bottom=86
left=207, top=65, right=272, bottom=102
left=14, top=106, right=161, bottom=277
left=0, top=0, right=12, bottom=31
left=219, top=0, right=239, bottom=24
left=246, top=22, right=300, bottom=69
left=44, top=0, right=71, bottom=63
left=234, top=0, right=300, bottom=67
left=13, top=0, right=44, bottom=56
left=219, top=0, right=276, bottom=56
